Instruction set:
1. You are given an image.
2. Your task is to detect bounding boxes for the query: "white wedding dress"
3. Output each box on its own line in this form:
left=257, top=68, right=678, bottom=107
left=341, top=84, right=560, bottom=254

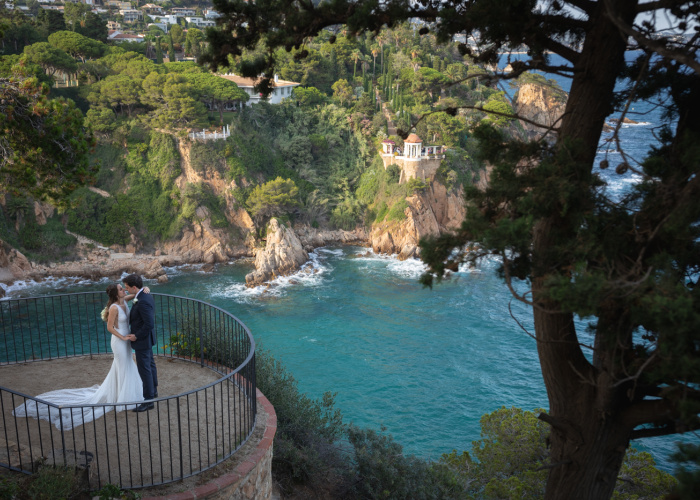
left=13, top=303, right=144, bottom=430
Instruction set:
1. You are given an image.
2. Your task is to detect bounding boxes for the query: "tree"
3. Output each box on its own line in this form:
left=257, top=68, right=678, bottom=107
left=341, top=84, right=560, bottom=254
left=22, top=42, right=77, bottom=77
left=331, top=78, right=352, bottom=106
left=293, top=86, right=327, bottom=107
left=48, top=31, right=105, bottom=63
left=189, top=72, right=249, bottom=123
left=0, top=75, right=95, bottom=204
left=204, top=1, right=700, bottom=499
left=441, top=407, right=676, bottom=499
left=63, top=2, right=91, bottom=33
left=246, top=177, right=300, bottom=223
left=141, top=72, right=208, bottom=129
left=36, top=9, right=66, bottom=38
left=169, top=24, right=184, bottom=46
left=76, top=12, right=108, bottom=43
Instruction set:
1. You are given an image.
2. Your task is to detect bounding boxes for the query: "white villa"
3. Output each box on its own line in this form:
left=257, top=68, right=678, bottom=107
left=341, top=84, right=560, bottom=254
left=218, top=74, right=301, bottom=107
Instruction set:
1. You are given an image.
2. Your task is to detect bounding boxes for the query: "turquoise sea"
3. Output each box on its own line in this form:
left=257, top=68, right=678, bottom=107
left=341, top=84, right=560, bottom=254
left=1, top=245, right=690, bottom=472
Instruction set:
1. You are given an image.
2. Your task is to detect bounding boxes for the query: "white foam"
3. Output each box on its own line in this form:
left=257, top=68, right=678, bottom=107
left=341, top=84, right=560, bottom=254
left=209, top=250, right=331, bottom=303
left=0, top=275, right=112, bottom=299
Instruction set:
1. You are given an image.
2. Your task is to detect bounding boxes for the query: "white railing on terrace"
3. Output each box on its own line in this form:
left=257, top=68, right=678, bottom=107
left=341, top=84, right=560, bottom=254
left=189, top=124, right=231, bottom=141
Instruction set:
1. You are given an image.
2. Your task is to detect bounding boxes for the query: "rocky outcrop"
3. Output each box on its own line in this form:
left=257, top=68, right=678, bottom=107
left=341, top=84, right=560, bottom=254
left=161, top=207, right=249, bottom=264
left=245, top=218, right=309, bottom=287
left=513, top=82, right=567, bottom=141
left=370, top=181, right=466, bottom=259
left=0, top=240, right=32, bottom=285
left=294, top=226, right=369, bottom=252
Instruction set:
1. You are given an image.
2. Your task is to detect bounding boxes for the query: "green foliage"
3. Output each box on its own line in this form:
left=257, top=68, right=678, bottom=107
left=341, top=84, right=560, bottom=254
left=406, top=178, right=428, bottom=193
left=188, top=140, right=227, bottom=175
left=247, top=177, right=300, bottom=223
left=95, top=483, right=140, bottom=500
left=386, top=199, right=408, bottom=221
left=386, top=164, right=401, bottom=184
left=0, top=75, right=95, bottom=206
left=672, top=443, right=700, bottom=499
left=292, top=86, right=328, bottom=107
left=25, top=466, right=84, bottom=500
left=482, top=92, right=514, bottom=126
left=374, top=201, right=389, bottom=222
left=255, top=347, right=346, bottom=492
left=440, top=407, right=677, bottom=500
left=346, top=426, right=465, bottom=499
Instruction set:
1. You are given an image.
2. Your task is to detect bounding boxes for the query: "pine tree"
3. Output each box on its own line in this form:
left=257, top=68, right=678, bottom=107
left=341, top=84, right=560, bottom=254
left=203, top=4, right=700, bottom=497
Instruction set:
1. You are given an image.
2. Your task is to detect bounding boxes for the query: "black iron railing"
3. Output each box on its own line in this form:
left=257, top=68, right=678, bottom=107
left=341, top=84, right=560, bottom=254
left=0, top=292, right=256, bottom=489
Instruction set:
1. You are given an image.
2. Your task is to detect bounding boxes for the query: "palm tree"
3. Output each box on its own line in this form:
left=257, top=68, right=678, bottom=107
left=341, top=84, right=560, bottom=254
left=351, top=49, right=361, bottom=82
left=371, top=46, right=379, bottom=80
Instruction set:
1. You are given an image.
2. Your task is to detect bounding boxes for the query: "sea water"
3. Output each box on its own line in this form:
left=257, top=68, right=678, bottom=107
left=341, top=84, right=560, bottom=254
left=2, top=246, right=691, bottom=471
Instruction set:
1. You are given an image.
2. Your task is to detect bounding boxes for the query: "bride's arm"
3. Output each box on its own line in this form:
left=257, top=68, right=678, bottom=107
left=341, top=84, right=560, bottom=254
left=125, top=286, right=151, bottom=302
left=106, top=305, right=129, bottom=341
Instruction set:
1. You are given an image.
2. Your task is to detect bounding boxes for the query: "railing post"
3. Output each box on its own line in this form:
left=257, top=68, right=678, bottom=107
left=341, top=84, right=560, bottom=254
left=198, top=301, right=204, bottom=367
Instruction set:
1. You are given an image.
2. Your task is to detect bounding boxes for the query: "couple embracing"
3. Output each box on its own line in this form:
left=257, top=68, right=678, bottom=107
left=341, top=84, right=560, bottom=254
left=13, top=274, right=159, bottom=429
left=107, top=273, right=159, bottom=413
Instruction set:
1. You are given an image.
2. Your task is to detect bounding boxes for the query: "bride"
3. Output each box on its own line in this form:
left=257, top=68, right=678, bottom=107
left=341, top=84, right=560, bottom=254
left=13, top=284, right=146, bottom=430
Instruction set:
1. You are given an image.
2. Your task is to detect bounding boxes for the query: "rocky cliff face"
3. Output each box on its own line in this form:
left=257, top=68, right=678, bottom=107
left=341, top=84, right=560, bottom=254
left=370, top=181, right=466, bottom=259
left=245, top=218, right=309, bottom=287
left=513, top=83, right=567, bottom=141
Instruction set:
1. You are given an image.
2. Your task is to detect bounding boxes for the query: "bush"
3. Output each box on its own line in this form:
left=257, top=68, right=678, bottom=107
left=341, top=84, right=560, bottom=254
left=386, top=199, right=409, bottom=221
left=374, top=201, right=389, bottom=222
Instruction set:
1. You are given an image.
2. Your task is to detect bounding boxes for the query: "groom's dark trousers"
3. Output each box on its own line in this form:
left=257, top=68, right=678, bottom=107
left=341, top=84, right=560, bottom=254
left=130, top=291, right=158, bottom=400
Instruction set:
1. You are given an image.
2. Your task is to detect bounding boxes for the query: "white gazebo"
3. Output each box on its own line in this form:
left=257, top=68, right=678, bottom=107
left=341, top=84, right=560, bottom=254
left=404, top=133, right=423, bottom=160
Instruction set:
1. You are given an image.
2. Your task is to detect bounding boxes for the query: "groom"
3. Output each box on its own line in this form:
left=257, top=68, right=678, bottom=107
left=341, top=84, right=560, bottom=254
left=123, top=273, right=158, bottom=412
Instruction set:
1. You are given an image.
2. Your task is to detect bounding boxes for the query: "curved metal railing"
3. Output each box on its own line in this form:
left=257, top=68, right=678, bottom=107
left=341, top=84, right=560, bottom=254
left=0, top=292, right=256, bottom=489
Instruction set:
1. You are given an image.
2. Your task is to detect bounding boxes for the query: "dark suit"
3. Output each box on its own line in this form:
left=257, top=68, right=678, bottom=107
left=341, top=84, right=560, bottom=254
left=130, top=290, right=158, bottom=400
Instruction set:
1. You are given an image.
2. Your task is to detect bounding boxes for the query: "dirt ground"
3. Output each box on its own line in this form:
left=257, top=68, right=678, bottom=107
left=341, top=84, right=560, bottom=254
left=0, top=355, right=257, bottom=490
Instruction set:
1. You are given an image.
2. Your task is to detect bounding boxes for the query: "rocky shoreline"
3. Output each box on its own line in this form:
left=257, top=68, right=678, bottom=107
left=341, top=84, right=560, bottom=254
left=0, top=224, right=371, bottom=297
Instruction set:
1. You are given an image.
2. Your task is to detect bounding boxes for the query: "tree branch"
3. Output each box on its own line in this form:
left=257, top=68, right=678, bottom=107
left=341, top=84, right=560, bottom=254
left=604, top=3, right=700, bottom=75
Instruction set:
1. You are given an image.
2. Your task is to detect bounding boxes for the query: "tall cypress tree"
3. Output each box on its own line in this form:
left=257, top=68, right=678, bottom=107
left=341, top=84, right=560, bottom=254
left=168, top=36, right=176, bottom=62
left=155, top=37, right=163, bottom=64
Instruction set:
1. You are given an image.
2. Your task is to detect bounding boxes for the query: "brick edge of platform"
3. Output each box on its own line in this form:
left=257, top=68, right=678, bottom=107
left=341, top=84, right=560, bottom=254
left=141, top=388, right=277, bottom=500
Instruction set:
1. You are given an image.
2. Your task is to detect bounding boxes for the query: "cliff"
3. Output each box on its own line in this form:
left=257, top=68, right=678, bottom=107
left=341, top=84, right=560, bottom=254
left=513, top=82, right=567, bottom=141
left=370, top=181, right=466, bottom=259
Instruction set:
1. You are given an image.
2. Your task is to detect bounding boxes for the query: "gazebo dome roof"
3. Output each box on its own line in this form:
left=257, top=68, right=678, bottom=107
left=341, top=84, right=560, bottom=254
left=405, top=133, right=422, bottom=143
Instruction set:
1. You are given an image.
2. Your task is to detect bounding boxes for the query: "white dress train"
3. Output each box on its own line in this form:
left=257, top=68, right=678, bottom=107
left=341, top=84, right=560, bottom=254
left=13, top=303, right=144, bottom=430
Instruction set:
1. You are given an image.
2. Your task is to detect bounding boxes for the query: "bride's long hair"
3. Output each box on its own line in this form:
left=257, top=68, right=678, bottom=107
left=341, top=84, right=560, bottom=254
left=101, top=284, right=121, bottom=322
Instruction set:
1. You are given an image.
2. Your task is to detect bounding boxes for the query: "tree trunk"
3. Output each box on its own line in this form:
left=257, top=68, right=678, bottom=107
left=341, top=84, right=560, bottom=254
left=534, top=2, right=640, bottom=499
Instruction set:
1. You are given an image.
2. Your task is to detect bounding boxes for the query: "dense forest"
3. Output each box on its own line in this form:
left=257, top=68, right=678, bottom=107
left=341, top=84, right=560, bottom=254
left=0, top=7, right=519, bottom=263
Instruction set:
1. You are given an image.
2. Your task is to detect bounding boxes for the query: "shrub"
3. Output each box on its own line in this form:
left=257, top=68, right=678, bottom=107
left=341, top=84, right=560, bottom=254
left=374, top=201, right=389, bottom=222
left=386, top=199, right=409, bottom=221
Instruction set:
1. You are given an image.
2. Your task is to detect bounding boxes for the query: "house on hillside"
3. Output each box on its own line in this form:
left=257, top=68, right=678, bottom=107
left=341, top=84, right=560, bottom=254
left=141, top=3, right=163, bottom=16
left=381, top=134, right=446, bottom=183
left=171, top=7, right=195, bottom=16
left=185, top=17, right=216, bottom=28
left=218, top=74, right=300, bottom=107
left=108, top=31, right=145, bottom=43
left=120, top=9, right=143, bottom=23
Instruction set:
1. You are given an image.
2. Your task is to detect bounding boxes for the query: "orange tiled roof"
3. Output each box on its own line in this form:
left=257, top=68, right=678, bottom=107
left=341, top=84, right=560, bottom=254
left=405, top=133, right=422, bottom=143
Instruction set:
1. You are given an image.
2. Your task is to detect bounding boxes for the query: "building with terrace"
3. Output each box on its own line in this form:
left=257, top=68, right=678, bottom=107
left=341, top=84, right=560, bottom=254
left=381, top=133, right=446, bottom=183
left=218, top=73, right=300, bottom=106
left=119, top=8, right=143, bottom=23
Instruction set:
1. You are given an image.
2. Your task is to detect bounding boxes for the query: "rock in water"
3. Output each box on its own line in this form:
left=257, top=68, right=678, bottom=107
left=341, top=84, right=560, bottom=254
left=245, top=219, right=309, bottom=287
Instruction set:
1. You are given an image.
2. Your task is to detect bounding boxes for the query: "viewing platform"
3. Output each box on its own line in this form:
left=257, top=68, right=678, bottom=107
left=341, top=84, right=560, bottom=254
left=0, top=293, right=273, bottom=498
